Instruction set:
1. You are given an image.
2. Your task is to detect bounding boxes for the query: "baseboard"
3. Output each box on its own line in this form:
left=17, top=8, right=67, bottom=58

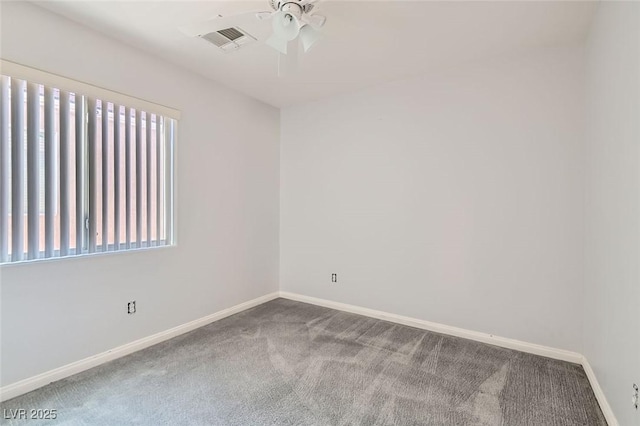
left=0, top=292, right=279, bottom=402
left=581, top=357, right=619, bottom=426
left=278, top=291, right=583, bottom=363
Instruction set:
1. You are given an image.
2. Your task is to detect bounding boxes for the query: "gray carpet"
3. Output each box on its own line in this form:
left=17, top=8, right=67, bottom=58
left=1, top=298, right=606, bottom=425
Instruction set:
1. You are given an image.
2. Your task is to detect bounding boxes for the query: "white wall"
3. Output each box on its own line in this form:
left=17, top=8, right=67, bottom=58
left=584, top=2, right=640, bottom=425
left=281, top=45, right=586, bottom=352
left=0, top=2, right=280, bottom=386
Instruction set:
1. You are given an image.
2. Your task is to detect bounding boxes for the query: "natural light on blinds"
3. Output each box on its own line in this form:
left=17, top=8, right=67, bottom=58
left=0, top=72, right=177, bottom=263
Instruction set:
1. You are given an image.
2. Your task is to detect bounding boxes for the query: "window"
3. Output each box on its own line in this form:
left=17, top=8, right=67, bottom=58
left=0, top=62, right=178, bottom=264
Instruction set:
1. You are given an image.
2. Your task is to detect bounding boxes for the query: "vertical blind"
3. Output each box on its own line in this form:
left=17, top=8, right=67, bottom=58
left=0, top=74, right=176, bottom=263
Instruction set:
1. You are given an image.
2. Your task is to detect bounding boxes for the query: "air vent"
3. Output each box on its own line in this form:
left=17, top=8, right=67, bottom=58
left=201, top=32, right=232, bottom=48
left=200, top=27, right=256, bottom=52
left=217, top=27, right=243, bottom=41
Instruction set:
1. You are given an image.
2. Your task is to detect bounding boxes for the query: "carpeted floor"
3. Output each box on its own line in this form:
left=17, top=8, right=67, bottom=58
left=1, top=298, right=606, bottom=425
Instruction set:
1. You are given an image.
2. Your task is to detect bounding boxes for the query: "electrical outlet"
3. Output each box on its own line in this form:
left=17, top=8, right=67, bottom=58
left=331, top=273, right=337, bottom=283
left=633, top=384, right=638, bottom=410
left=127, top=301, right=136, bottom=315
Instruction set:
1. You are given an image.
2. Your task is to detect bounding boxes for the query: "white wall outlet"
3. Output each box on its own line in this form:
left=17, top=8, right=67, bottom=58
left=127, top=301, right=136, bottom=315
left=331, top=273, right=337, bottom=283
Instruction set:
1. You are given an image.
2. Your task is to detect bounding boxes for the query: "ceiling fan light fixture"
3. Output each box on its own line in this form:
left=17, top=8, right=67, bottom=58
left=272, top=11, right=300, bottom=41
left=299, top=24, right=321, bottom=52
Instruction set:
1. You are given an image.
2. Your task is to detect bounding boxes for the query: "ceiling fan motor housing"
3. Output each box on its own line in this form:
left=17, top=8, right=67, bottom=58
left=271, top=0, right=314, bottom=14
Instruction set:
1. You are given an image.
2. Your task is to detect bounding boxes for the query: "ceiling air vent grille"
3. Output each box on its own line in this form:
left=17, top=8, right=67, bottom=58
left=217, top=27, right=244, bottom=41
left=200, top=27, right=256, bottom=52
left=201, top=32, right=231, bottom=48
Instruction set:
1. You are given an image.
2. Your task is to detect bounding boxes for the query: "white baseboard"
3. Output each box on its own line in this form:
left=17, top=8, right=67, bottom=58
left=279, top=291, right=583, bottom=363
left=0, top=292, right=279, bottom=402
left=581, top=357, right=619, bottom=426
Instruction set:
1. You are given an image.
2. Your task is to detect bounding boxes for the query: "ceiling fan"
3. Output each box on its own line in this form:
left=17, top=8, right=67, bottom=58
left=179, top=0, right=327, bottom=75
left=257, top=0, right=326, bottom=55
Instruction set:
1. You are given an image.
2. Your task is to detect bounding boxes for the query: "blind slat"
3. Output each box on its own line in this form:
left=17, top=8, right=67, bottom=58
left=102, top=102, right=110, bottom=252
left=0, top=77, right=10, bottom=262
left=146, top=113, right=152, bottom=246
left=155, top=116, right=162, bottom=247
left=59, top=91, right=70, bottom=256
left=87, top=98, right=97, bottom=253
left=165, top=119, right=174, bottom=245
left=125, top=107, right=132, bottom=249
left=10, top=79, right=25, bottom=261
left=113, top=105, right=121, bottom=250
left=135, top=110, right=142, bottom=247
left=26, top=82, right=40, bottom=260
left=44, top=87, right=55, bottom=257
left=75, top=95, right=85, bottom=253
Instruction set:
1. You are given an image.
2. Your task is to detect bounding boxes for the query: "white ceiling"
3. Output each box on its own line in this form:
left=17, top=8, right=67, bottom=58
left=34, top=0, right=597, bottom=107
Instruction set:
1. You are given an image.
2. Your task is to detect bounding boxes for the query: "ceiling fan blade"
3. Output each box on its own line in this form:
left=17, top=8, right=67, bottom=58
left=266, top=34, right=288, bottom=54
left=278, top=40, right=299, bottom=77
left=299, top=25, right=321, bottom=52
left=277, top=53, right=287, bottom=77
left=301, top=13, right=326, bottom=29
left=255, top=11, right=273, bottom=21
